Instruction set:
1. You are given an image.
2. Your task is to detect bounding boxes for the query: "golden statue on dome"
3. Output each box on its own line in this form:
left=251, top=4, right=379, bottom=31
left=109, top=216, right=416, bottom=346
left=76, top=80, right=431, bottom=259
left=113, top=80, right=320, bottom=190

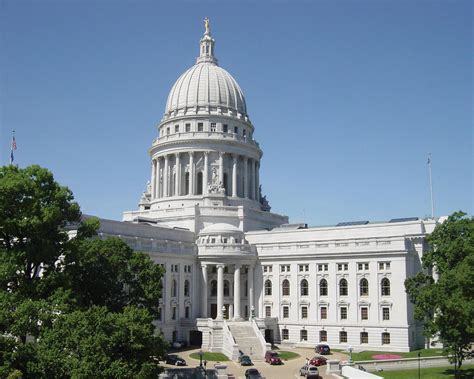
left=204, top=17, right=210, bottom=34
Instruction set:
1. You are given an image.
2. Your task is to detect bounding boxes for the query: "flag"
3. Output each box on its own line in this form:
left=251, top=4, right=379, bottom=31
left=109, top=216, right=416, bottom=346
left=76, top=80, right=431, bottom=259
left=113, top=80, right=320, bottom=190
left=427, top=154, right=431, bottom=165
left=10, top=133, right=17, bottom=164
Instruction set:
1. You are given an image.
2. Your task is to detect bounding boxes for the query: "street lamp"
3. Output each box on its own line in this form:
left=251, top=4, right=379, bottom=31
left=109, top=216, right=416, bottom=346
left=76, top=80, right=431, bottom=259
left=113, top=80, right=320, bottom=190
left=418, top=352, right=421, bottom=379
left=198, top=350, right=203, bottom=368
left=348, top=345, right=353, bottom=364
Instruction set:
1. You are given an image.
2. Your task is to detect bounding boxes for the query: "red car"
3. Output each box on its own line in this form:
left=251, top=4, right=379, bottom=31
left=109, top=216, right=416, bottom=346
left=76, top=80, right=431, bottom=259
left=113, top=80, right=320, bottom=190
left=265, top=351, right=282, bottom=365
left=309, top=355, right=327, bottom=366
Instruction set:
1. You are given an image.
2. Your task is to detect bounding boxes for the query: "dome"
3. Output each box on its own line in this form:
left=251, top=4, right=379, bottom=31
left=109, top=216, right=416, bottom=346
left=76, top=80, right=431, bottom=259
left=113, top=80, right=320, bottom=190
left=199, top=223, right=242, bottom=235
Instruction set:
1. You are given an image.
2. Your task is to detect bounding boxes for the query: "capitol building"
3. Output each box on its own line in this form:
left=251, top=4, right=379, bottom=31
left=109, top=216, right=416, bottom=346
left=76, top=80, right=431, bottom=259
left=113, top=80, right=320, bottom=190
left=94, top=20, right=437, bottom=358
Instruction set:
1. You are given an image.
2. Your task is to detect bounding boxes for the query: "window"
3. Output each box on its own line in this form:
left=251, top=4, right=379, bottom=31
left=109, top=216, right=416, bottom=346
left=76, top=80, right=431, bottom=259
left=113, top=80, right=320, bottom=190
left=318, top=263, right=328, bottom=271
left=264, top=279, right=272, bottom=296
left=360, top=278, right=369, bottom=296
left=282, top=279, right=290, bottom=296
left=172, top=307, right=177, bottom=320
left=175, top=125, right=179, bottom=133
left=184, top=280, right=190, bottom=297
left=198, top=122, right=204, bottom=132
left=379, top=261, right=391, bottom=270
left=223, top=124, right=228, bottom=133
left=340, top=307, right=347, bottom=320
left=382, top=332, right=391, bottom=345
left=234, top=126, right=238, bottom=134
left=210, top=280, right=217, bottom=296
left=283, top=306, right=289, bottom=318
left=167, top=127, right=170, bottom=135
left=361, top=307, right=368, bottom=320
left=320, top=306, right=327, bottom=319
left=300, top=330, right=308, bottom=341
left=210, top=122, right=216, bottom=132
left=337, top=263, right=349, bottom=271
left=185, top=306, right=190, bottom=319
left=265, top=306, right=271, bottom=317
left=360, top=331, right=369, bottom=344
left=339, top=278, right=348, bottom=296
left=300, top=279, right=309, bottom=296
left=299, top=264, right=309, bottom=272
left=263, top=265, right=272, bottom=273
left=243, top=129, right=246, bottom=137
left=282, top=329, right=289, bottom=340
left=339, top=331, right=347, bottom=343
left=301, top=306, right=308, bottom=319
left=280, top=264, right=290, bottom=272
left=319, top=330, right=327, bottom=342
left=382, top=307, right=390, bottom=320
left=358, top=262, right=369, bottom=271
left=171, top=280, right=177, bottom=297
left=381, top=278, right=391, bottom=296
left=197, top=172, right=203, bottom=195
left=320, top=279, right=328, bottom=296
left=224, top=280, right=230, bottom=297
left=185, top=123, right=191, bottom=132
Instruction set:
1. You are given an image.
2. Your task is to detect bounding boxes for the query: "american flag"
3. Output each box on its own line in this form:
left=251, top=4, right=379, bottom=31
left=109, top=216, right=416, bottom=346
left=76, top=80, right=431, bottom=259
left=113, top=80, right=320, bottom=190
left=10, top=132, right=17, bottom=164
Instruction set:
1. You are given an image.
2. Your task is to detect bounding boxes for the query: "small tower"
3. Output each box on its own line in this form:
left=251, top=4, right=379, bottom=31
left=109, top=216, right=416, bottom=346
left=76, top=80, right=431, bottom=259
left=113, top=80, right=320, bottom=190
left=197, top=17, right=218, bottom=65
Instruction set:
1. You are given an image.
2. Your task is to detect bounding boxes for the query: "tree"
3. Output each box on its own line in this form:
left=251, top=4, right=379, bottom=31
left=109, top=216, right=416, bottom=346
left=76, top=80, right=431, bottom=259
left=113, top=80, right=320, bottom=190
left=405, top=211, right=474, bottom=377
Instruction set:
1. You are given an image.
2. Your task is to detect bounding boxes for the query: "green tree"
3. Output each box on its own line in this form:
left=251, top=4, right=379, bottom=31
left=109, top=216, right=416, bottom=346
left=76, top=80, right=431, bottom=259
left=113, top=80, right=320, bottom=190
left=405, top=211, right=474, bottom=378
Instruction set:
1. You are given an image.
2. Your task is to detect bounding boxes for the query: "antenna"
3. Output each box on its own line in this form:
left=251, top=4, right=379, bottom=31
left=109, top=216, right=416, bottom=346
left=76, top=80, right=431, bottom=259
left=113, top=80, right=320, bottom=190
left=427, top=153, right=435, bottom=219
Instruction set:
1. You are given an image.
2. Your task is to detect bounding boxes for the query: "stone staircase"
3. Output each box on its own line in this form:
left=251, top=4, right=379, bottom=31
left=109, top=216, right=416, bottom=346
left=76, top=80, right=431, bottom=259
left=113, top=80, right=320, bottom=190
left=227, top=321, right=265, bottom=361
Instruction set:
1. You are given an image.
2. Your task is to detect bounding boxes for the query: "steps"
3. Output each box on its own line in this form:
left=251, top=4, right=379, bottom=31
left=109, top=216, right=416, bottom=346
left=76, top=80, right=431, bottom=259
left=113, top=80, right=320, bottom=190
left=227, top=321, right=265, bottom=361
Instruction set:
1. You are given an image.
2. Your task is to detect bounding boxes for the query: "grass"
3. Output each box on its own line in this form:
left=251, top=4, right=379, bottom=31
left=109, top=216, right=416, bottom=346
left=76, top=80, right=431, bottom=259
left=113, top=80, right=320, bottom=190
left=344, top=348, right=445, bottom=362
left=189, top=352, right=229, bottom=361
left=277, top=351, right=300, bottom=360
left=377, top=364, right=474, bottom=379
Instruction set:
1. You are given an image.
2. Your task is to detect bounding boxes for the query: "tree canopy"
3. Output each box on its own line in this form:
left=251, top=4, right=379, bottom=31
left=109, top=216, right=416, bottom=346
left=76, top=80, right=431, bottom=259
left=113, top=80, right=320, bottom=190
left=405, top=211, right=474, bottom=376
left=0, top=165, right=167, bottom=378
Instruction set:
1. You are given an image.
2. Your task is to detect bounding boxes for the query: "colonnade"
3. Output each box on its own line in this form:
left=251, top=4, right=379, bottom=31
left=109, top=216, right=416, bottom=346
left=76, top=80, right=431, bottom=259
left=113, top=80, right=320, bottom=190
left=150, top=151, right=260, bottom=200
left=201, top=263, right=254, bottom=320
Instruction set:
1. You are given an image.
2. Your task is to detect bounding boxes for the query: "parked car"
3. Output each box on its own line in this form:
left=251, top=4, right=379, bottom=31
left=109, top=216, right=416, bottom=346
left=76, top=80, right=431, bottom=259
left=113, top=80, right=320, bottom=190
left=245, top=368, right=262, bottom=379
left=240, top=355, right=253, bottom=366
left=314, top=343, right=331, bottom=355
left=299, top=364, right=319, bottom=377
left=164, top=354, right=186, bottom=366
left=309, top=355, right=327, bottom=366
left=264, top=350, right=282, bottom=365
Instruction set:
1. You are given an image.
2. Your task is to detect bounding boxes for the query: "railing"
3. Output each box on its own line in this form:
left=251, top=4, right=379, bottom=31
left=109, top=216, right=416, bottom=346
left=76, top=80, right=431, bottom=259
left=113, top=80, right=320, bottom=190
left=222, top=320, right=240, bottom=360
left=251, top=318, right=271, bottom=358
left=153, top=131, right=260, bottom=148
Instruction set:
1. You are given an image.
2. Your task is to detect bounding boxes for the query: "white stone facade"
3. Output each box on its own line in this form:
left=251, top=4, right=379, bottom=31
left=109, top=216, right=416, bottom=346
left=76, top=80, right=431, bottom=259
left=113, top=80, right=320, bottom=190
left=92, top=22, right=439, bottom=355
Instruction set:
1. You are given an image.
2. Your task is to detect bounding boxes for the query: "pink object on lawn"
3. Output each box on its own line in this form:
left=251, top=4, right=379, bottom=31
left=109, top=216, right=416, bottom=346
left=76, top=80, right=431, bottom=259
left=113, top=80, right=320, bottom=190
left=371, top=354, right=403, bottom=360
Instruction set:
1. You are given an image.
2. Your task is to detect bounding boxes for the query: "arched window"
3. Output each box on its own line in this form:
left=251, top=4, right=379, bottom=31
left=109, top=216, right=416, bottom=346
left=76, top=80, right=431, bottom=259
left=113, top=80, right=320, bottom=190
left=171, top=279, right=177, bottom=297
left=282, top=279, right=290, bottom=296
left=184, top=280, right=190, bottom=297
left=319, top=279, right=328, bottom=296
left=360, top=278, right=369, bottom=296
left=339, top=278, right=348, bottom=296
left=381, top=278, right=391, bottom=296
left=224, top=280, right=230, bottom=297
left=264, top=279, right=272, bottom=296
left=197, top=172, right=203, bottom=195
left=210, top=280, right=217, bottom=296
left=300, top=279, right=309, bottom=296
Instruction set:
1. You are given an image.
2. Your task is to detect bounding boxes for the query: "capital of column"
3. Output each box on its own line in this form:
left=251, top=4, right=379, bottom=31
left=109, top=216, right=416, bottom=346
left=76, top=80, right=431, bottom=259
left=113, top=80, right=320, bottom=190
left=189, top=151, right=194, bottom=157
left=233, top=154, right=239, bottom=163
left=175, top=152, right=180, bottom=159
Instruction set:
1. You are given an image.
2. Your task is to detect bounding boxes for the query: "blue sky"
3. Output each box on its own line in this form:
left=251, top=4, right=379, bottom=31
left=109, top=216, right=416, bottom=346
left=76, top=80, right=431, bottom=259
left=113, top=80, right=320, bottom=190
left=1, top=0, right=472, bottom=226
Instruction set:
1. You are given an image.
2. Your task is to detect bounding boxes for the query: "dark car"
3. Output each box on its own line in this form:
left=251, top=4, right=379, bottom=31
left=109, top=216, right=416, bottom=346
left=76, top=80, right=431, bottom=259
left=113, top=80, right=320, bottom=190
left=164, top=354, right=186, bottom=366
left=314, top=344, right=331, bottom=355
left=245, top=368, right=262, bottom=379
left=265, top=350, right=282, bottom=365
left=240, top=355, right=253, bottom=366
left=309, top=355, right=327, bottom=366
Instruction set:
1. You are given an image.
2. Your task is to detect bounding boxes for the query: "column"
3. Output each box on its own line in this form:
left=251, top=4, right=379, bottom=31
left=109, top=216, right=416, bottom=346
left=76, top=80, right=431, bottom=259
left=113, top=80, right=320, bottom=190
left=233, top=264, right=241, bottom=320
left=163, top=155, right=169, bottom=197
left=250, top=159, right=255, bottom=200
left=201, top=264, right=208, bottom=318
left=219, top=152, right=224, bottom=186
left=150, top=159, right=156, bottom=199
left=248, top=265, right=254, bottom=319
left=203, top=151, right=209, bottom=195
left=232, top=155, right=238, bottom=197
left=189, top=152, right=195, bottom=195
left=217, top=264, right=224, bottom=319
left=175, top=153, right=180, bottom=196
left=243, top=157, right=249, bottom=198
left=255, top=160, right=260, bottom=201
left=156, top=158, right=161, bottom=198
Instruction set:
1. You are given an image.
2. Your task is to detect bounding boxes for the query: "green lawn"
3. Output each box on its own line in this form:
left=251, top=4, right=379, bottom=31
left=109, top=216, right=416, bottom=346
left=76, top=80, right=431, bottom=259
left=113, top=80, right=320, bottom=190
left=378, top=364, right=474, bottom=379
left=189, top=352, right=229, bottom=361
left=345, top=348, right=445, bottom=362
left=277, top=351, right=300, bottom=360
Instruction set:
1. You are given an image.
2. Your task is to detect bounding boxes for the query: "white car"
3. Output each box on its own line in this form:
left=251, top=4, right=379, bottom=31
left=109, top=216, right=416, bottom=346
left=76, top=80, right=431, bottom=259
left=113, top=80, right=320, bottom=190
left=300, top=364, right=319, bottom=377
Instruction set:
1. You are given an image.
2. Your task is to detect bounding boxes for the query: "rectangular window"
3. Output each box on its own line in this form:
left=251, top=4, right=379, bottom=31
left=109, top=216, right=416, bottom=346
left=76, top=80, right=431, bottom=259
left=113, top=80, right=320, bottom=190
left=265, top=306, right=271, bottom=318
left=360, top=331, right=369, bottom=344
left=210, top=122, right=216, bottom=132
left=167, top=127, right=170, bottom=135
left=339, top=331, right=347, bottom=343
left=358, top=262, right=370, bottom=271
left=198, top=122, right=204, bottom=132
left=223, top=124, right=228, bottom=133
left=282, top=329, right=289, bottom=340
left=318, top=263, right=328, bottom=271
left=185, top=123, right=191, bottom=132
left=245, top=306, right=248, bottom=318
left=382, top=307, right=390, bottom=320
left=361, top=307, right=368, bottom=320
left=175, top=125, right=179, bottom=133
left=340, top=307, right=347, bottom=320
left=280, top=264, right=290, bottom=272
left=382, top=332, right=391, bottom=345
left=379, top=262, right=391, bottom=270
left=185, top=306, right=190, bottom=319
left=299, top=264, right=309, bottom=272
left=319, top=330, right=327, bottom=342
left=234, top=126, right=238, bottom=134
left=301, top=306, right=308, bottom=319
left=320, top=306, right=327, bottom=320
left=300, top=330, right=308, bottom=341
left=386, top=262, right=391, bottom=270
left=263, top=265, right=272, bottom=273
left=283, top=306, right=289, bottom=318
left=172, top=307, right=177, bottom=320
left=337, top=263, right=348, bottom=271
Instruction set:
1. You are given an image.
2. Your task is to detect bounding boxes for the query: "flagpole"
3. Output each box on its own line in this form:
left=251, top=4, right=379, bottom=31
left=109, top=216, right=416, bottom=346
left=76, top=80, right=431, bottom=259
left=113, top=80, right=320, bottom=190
left=10, top=130, right=16, bottom=165
left=428, top=153, right=435, bottom=219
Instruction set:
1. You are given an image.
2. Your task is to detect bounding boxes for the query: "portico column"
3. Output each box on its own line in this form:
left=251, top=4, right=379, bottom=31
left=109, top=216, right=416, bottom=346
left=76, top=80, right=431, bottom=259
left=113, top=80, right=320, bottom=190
left=232, top=155, right=238, bottom=197
left=156, top=158, right=161, bottom=198
left=150, top=159, right=156, bottom=199
left=233, top=264, right=241, bottom=320
left=250, top=159, right=255, bottom=200
left=217, top=264, right=224, bottom=319
left=201, top=264, right=208, bottom=318
left=248, top=265, right=254, bottom=319
left=243, top=157, right=249, bottom=198
left=255, top=161, right=260, bottom=201
left=189, top=152, right=195, bottom=195
left=163, top=155, right=169, bottom=197
left=175, top=153, right=180, bottom=196
left=219, top=152, right=224, bottom=187
left=203, top=151, right=209, bottom=195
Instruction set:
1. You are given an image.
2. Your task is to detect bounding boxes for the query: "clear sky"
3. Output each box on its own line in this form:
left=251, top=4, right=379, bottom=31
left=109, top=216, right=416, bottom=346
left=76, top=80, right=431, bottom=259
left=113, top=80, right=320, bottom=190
left=1, top=0, right=472, bottom=226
